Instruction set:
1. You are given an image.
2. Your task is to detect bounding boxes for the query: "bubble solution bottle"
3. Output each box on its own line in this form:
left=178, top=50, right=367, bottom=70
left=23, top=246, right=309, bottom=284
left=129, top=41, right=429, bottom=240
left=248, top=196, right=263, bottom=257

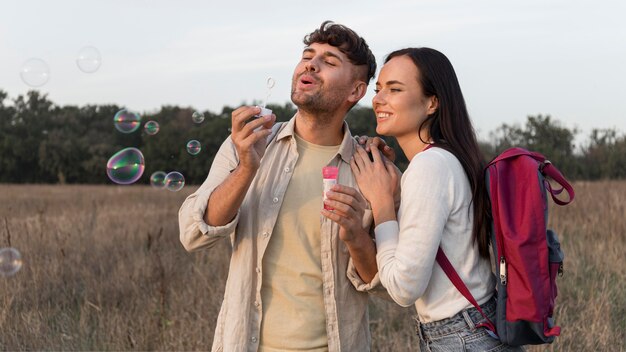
left=322, top=166, right=339, bottom=210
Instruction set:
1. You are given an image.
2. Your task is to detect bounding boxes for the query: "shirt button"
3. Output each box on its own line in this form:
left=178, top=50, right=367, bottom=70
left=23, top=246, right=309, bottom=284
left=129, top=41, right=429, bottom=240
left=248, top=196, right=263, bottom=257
left=272, top=197, right=279, bottom=203
left=254, top=301, right=260, bottom=307
left=284, top=167, right=290, bottom=173
left=263, top=232, right=269, bottom=238
left=251, top=336, right=257, bottom=343
left=256, top=267, right=261, bottom=274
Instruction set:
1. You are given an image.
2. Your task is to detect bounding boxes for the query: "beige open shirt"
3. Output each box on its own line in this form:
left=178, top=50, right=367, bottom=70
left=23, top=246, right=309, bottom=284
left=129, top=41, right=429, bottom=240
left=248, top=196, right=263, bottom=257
left=179, top=116, right=382, bottom=352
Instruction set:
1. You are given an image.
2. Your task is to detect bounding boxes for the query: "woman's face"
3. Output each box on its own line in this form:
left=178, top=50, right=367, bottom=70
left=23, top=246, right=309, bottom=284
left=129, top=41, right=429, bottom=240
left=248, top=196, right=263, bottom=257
left=372, top=55, right=436, bottom=139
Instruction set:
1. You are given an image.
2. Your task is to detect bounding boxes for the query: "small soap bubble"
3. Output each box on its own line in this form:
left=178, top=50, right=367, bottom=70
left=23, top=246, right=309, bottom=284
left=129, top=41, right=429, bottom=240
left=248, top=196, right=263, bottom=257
left=187, top=140, right=201, bottom=155
left=192, top=111, right=205, bottom=124
left=0, top=247, right=23, bottom=277
left=150, top=171, right=167, bottom=189
left=114, top=109, right=141, bottom=133
left=165, top=171, right=185, bottom=192
left=20, top=58, right=50, bottom=87
left=106, top=147, right=145, bottom=184
left=144, top=120, right=160, bottom=135
left=76, top=46, right=102, bottom=73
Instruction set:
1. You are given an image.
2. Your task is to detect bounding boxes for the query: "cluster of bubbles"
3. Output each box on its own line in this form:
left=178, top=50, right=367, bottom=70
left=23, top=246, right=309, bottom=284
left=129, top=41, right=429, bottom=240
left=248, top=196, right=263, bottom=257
left=0, top=247, right=23, bottom=277
left=150, top=171, right=185, bottom=192
left=20, top=46, right=102, bottom=87
left=105, top=108, right=210, bottom=190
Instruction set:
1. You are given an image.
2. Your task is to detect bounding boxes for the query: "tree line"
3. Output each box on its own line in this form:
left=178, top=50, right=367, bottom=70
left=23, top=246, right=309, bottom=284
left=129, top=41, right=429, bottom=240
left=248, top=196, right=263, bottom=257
left=1, top=90, right=624, bottom=185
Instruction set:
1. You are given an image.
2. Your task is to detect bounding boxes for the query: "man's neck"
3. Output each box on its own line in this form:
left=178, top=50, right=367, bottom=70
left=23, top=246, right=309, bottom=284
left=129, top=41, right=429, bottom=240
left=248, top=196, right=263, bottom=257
left=294, top=110, right=345, bottom=146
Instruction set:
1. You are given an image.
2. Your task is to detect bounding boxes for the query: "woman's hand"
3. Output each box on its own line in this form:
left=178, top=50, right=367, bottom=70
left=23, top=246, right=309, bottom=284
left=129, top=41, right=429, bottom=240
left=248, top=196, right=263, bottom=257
left=351, top=145, right=399, bottom=225
left=355, top=135, right=396, bottom=162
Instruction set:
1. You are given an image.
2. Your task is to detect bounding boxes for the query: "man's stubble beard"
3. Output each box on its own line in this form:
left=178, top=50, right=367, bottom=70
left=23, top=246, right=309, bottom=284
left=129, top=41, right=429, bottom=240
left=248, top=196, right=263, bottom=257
left=290, top=83, right=348, bottom=125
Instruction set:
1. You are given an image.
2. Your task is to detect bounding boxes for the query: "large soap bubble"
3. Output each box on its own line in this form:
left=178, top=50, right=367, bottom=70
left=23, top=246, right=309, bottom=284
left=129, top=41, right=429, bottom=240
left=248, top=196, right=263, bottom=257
left=106, top=147, right=145, bottom=184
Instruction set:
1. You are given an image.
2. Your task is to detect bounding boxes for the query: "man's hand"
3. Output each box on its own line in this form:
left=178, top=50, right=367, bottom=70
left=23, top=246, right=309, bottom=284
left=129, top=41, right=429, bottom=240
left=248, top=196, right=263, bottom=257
left=321, top=184, right=368, bottom=243
left=230, top=106, right=276, bottom=172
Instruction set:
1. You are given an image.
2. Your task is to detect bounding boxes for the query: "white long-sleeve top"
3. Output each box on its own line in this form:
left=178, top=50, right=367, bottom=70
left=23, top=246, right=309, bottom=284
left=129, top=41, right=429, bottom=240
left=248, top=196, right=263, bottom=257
left=375, top=147, right=495, bottom=322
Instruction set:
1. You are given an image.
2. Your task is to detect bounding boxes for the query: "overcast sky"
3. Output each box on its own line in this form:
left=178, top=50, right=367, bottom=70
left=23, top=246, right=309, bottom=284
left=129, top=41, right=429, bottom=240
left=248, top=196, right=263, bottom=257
left=1, top=0, right=625, bottom=143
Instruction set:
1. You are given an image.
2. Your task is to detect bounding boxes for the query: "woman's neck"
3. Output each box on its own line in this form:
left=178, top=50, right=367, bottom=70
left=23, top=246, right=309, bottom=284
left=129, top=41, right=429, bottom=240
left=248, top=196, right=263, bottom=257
left=397, top=131, right=432, bottom=161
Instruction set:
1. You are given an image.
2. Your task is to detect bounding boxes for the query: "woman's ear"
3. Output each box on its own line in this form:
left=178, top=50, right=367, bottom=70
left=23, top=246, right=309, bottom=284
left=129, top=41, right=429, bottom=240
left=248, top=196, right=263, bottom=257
left=426, top=95, right=439, bottom=115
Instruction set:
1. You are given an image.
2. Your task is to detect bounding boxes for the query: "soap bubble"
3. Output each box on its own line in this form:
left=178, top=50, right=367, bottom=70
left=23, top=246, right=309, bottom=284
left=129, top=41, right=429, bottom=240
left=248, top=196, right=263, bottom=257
left=114, top=109, right=141, bottom=133
left=20, top=58, right=50, bottom=87
left=106, top=147, right=145, bottom=185
left=165, top=171, right=185, bottom=192
left=187, top=140, right=201, bottom=155
left=0, top=247, right=23, bottom=277
left=150, top=171, right=167, bottom=189
left=144, top=120, right=160, bottom=135
left=76, top=46, right=102, bottom=73
left=192, top=111, right=204, bottom=123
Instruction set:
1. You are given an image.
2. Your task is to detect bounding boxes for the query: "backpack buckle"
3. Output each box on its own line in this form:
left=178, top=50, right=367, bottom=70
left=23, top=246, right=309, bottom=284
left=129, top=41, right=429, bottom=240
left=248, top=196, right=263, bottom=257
left=539, top=160, right=552, bottom=174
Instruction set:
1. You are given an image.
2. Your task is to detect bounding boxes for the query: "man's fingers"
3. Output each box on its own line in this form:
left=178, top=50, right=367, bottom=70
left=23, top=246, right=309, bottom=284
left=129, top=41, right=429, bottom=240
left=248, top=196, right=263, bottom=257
left=261, top=114, right=277, bottom=129
left=326, top=188, right=364, bottom=213
left=321, top=208, right=348, bottom=226
left=232, top=106, right=261, bottom=132
left=330, top=184, right=366, bottom=205
left=245, top=127, right=272, bottom=145
left=241, top=114, right=274, bottom=136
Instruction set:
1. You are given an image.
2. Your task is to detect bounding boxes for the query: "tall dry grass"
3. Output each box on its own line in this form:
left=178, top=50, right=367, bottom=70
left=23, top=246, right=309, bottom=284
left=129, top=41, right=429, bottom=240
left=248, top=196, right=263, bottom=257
left=0, top=182, right=624, bottom=351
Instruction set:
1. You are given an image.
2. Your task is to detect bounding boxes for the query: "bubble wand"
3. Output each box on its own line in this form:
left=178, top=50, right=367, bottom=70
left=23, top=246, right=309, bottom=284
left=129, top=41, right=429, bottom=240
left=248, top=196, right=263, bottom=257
left=257, top=77, right=274, bottom=117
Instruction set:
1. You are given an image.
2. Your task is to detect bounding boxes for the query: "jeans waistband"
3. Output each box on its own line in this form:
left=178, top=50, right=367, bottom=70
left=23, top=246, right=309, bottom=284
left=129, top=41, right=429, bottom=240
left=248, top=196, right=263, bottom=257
left=415, top=295, right=496, bottom=342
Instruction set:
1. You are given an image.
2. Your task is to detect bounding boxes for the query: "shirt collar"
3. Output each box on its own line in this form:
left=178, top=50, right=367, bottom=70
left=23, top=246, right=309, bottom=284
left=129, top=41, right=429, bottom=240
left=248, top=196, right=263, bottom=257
left=277, top=114, right=356, bottom=164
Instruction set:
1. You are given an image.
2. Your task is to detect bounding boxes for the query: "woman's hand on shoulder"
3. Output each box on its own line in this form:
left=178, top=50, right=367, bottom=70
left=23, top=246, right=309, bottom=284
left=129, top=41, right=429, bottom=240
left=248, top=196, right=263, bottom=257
left=355, top=135, right=396, bottom=162
left=351, top=145, right=398, bottom=224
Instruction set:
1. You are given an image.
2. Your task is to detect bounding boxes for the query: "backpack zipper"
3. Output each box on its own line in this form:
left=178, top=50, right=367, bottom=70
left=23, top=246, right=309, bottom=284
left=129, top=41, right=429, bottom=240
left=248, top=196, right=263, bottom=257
left=500, top=256, right=507, bottom=285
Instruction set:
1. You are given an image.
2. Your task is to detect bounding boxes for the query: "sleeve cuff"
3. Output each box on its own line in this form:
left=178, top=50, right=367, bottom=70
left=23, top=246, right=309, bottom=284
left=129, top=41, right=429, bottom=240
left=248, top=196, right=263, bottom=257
left=192, top=188, right=239, bottom=236
left=375, top=220, right=399, bottom=253
left=347, top=257, right=382, bottom=292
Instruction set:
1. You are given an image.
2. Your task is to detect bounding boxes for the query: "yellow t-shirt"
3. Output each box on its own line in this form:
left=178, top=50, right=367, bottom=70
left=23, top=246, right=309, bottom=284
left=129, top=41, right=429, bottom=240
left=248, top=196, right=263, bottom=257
left=259, top=133, right=340, bottom=351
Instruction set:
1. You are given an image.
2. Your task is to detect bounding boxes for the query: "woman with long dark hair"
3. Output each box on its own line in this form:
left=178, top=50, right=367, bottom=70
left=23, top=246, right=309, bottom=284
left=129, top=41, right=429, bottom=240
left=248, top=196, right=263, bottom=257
left=323, top=48, right=523, bottom=351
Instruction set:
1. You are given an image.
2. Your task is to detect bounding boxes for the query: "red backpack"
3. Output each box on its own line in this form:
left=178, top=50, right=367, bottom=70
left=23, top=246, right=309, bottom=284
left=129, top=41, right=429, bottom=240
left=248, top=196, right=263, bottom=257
left=436, top=147, right=575, bottom=346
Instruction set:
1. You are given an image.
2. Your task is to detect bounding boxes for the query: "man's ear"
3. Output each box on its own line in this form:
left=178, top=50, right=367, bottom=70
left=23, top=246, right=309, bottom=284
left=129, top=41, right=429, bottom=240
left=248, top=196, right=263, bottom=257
left=348, top=81, right=367, bottom=104
left=426, top=95, right=439, bottom=115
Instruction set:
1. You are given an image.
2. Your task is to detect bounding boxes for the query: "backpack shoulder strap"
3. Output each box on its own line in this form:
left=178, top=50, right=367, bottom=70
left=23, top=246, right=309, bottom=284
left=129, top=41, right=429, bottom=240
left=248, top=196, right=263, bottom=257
left=487, top=147, right=574, bottom=206
left=436, top=247, right=497, bottom=335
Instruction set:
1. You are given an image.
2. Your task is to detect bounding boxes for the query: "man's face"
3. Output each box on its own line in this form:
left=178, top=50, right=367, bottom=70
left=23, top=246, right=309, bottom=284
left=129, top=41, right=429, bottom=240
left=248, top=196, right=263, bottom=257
left=291, top=42, right=360, bottom=114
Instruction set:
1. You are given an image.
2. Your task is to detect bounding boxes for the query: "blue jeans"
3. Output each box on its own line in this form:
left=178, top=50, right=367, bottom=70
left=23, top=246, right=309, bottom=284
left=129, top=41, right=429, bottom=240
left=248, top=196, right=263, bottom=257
left=415, top=296, right=525, bottom=352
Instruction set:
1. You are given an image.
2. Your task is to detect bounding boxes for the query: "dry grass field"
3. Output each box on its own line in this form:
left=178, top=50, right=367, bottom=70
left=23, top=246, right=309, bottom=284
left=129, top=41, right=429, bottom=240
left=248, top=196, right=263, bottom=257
left=0, top=182, right=624, bottom=351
